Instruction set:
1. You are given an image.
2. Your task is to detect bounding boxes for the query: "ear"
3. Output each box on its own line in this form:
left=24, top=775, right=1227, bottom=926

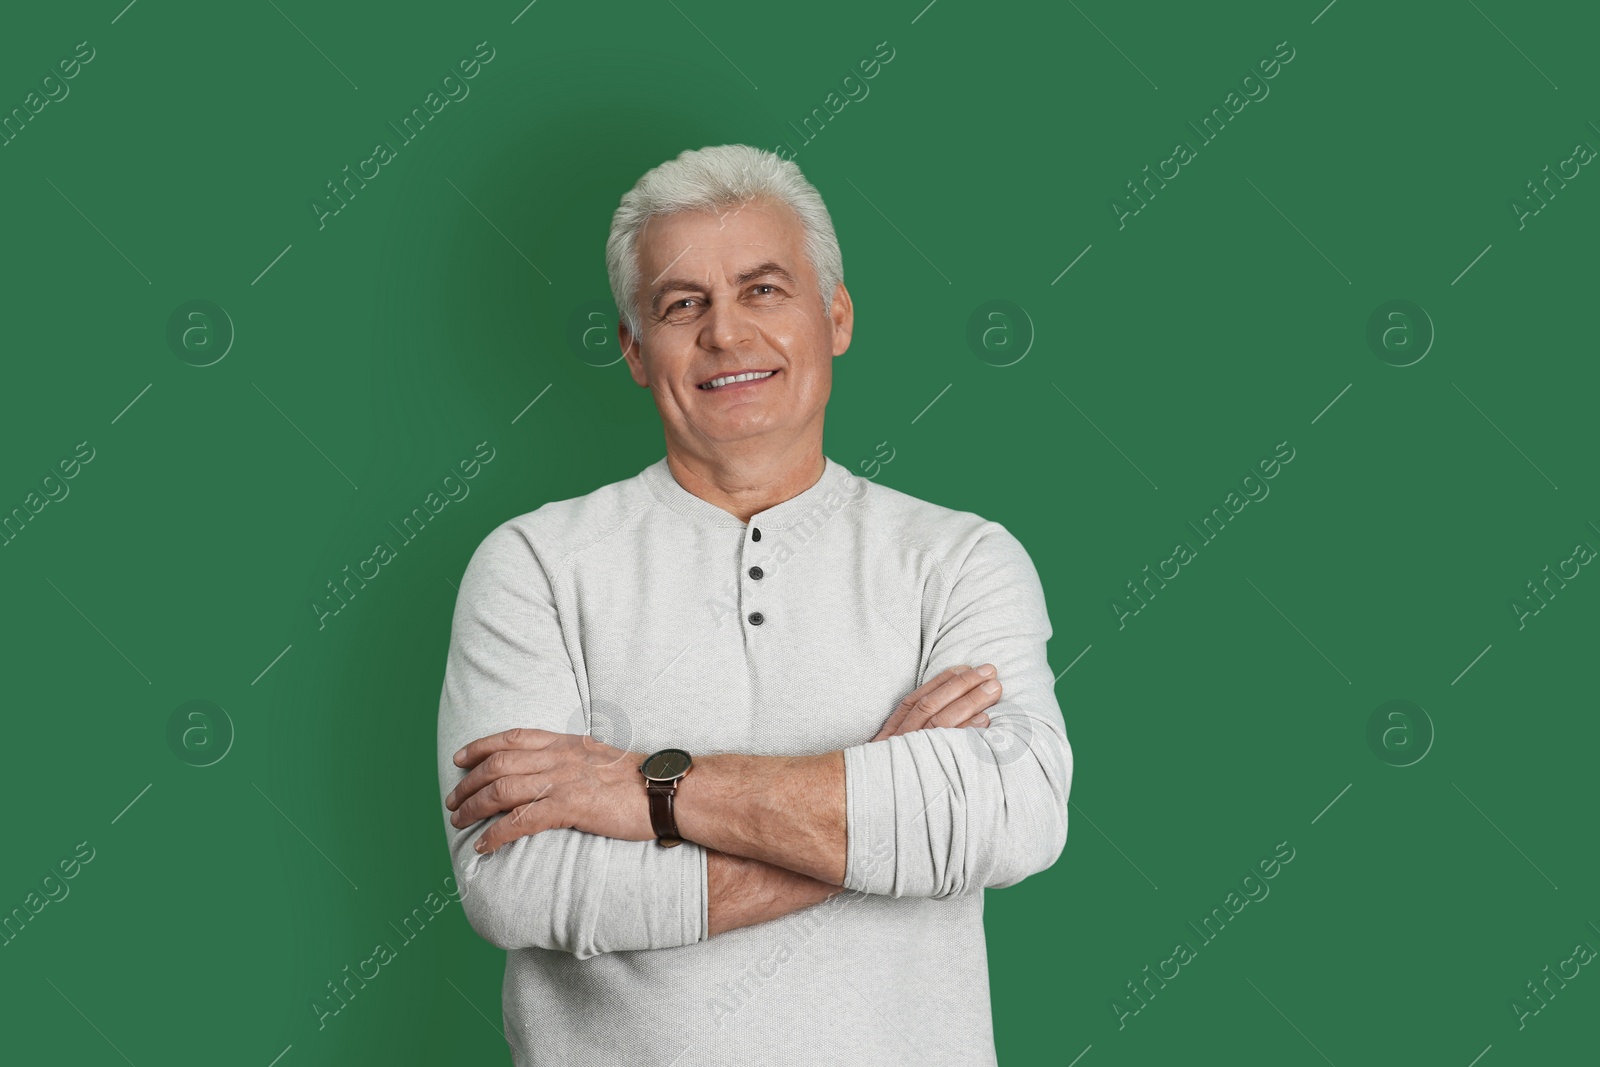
left=619, top=319, right=649, bottom=387
left=828, top=282, right=854, bottom=357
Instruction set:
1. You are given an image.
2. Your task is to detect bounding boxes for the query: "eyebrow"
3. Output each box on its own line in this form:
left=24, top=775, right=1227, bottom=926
left=649, top=261, right=795, bottom=314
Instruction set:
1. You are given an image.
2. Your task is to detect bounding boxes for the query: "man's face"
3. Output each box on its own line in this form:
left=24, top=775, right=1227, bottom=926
left=619, top=197, right=852, bottom=455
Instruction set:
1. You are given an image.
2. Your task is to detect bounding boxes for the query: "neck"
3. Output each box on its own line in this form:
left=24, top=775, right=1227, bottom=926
left=663, top=444, right=826, bottom=524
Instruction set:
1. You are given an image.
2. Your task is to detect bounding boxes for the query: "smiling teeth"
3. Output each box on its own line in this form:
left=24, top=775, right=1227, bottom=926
left=701, top=370, right=775, bottom=389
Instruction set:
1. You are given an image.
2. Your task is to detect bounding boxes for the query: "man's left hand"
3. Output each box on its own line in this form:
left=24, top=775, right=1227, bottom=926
left=446, top=729, right=652, bottom=853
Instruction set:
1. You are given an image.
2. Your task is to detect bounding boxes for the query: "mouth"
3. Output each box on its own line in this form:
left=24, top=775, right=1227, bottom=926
left=697, top=368, right=779, bottom=391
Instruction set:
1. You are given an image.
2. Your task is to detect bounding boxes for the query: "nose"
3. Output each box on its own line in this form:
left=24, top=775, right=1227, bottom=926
left=701, top=292, right=755, bottom=352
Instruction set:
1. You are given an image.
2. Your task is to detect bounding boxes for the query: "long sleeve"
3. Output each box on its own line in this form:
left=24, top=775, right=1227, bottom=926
left=436, top=521, right=708, bottom=959
left=840, top=521, right=1073, bottom=898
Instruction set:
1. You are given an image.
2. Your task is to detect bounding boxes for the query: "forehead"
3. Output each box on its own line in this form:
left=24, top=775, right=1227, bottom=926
left=637, top=198, right=809, bottom=278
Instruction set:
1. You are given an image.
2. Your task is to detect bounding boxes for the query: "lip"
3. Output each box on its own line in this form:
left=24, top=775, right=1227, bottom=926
left=697, top=368, right=780, bottom=392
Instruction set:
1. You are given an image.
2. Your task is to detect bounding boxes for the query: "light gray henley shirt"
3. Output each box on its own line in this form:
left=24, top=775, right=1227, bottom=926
left=436, top=453, right=1073, bottom=1066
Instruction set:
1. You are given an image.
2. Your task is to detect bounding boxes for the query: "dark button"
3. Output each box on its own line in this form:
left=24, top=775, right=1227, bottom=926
left=747, top=611, right=765, bottom=626
left=751, top=527, right=761, bottom=541
left=748, top=566, right=764, bottom=580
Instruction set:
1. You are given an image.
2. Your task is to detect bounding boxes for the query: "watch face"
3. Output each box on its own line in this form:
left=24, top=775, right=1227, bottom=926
left=641, top=748, right=692, bottom=780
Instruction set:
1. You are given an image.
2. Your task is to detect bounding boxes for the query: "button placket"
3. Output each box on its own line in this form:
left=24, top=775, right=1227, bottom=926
left=746, top=526, right=764, bottom=625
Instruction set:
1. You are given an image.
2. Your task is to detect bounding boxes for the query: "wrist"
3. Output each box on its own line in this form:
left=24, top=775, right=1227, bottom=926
left=638, top=748, right=693, bottom=845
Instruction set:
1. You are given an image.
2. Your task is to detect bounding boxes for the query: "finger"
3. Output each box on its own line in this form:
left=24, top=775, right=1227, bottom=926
left=875, top=664, right=972, bottom=738
left=922, top=680, right=1001, bottom=730
left=897, top=665, right=998, bottom=734
left=874, top=664, right=977, bottom=740
left=451, top=774, right=547, bottom=827
left=924, top=708, right=993, bottom=732
left=447, top=749, right=550, bottom=810
left=475, top=802, right=553, bottom=854
left=452, top=727, right=555, bottom=769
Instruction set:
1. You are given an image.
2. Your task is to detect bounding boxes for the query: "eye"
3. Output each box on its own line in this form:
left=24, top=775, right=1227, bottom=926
left=751, top=284, right=779, bottom=296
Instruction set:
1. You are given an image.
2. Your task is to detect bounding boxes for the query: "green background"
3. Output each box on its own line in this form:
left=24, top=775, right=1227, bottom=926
left=2, top=1, right=1595, bottom=1064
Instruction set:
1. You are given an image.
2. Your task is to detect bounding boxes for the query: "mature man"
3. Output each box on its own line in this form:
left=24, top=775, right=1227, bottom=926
left=436, top=144, right=1072, bottom=1066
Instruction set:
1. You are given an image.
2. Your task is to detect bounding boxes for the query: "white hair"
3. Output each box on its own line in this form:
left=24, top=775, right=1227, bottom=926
left=605, top=144, right=844, bottom=338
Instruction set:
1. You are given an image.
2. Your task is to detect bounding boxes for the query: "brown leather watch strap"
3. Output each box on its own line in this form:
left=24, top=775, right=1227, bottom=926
left=646, top=781, right=683, bottom=846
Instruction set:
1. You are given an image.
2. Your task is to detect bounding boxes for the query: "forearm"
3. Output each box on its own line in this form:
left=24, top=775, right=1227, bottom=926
left=672, top=751, right=847, bottom=885
left=706, top=849, right=843, bottom=936
left=670, top=721, right=1069, bottom=901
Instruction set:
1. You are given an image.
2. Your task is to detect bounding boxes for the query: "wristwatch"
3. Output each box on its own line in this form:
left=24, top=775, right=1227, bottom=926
left=639, top=748, right=694, bottom=847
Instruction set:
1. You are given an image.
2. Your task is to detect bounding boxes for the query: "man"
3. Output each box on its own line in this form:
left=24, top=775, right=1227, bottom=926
left=436, top=144, right=1072, bottom=1066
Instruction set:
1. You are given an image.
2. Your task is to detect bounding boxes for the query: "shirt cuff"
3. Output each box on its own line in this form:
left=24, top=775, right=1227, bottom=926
left=843, top=739, right=900, bottom=895
left=693, top=842, right=709, bottom=943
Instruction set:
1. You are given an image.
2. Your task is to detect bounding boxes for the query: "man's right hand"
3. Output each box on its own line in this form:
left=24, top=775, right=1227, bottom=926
left=871, top=664, right=1001, bottom=741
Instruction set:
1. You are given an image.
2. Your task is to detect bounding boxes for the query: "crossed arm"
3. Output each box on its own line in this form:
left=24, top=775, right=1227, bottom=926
left=436, top=520, right=1072, bottom=958
left=447, top=665, right=1002, bottom=936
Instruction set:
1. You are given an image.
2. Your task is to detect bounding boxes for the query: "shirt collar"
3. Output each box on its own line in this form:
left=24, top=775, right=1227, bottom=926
left=641, top=453, right=861, bottom=531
